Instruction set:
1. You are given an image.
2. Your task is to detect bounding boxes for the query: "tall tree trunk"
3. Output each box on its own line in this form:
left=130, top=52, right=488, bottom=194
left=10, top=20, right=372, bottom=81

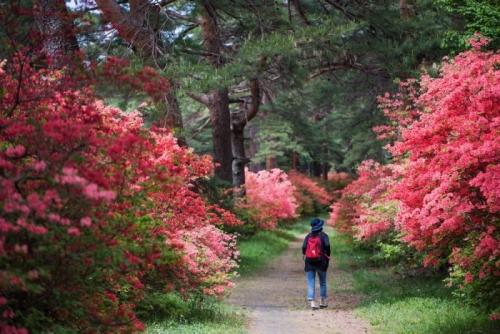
left=292, top=151, right=300, bottom=170
left=322, top=161, right=328, bottom=180
left=260, top=90, right=278, bottom=172
left=230, top=77, right=262, bottom=187
left=266, top=156, right=277, bottom=170
left=311, top=114, right=324, bottom=177
left=322, top=123, right=329, bottom=180
left=197, top=2, right=233, bottom=182
left=400, top=0, right=416, bottom=20
left=94, top=0, right=185, bottom=144
left=247, top=123, right=261, bottom=173
left=164, top=80, right=186, bottom=146
left=208, top=89, right=233, bottom=183
left=231, top=120, right=249, bottom=187
left=34, top=0, right=79, bottom=68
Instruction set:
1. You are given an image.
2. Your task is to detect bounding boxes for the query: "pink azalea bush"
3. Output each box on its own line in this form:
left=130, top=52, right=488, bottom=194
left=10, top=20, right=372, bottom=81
left=330, top=35, right=500, bottom=315
left=238, top=168, right=298, bottom=230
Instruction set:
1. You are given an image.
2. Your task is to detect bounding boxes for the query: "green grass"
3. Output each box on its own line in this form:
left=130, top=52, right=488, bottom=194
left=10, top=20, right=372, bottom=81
left=143, top=218, right=313, bottom=333
left=328, top=231, right=500, bottom=334
left=236, top=219, right=311, bottom=276
left=145, top=321, right=246, bottom=334
left=143, top=301, right=246, bottom=334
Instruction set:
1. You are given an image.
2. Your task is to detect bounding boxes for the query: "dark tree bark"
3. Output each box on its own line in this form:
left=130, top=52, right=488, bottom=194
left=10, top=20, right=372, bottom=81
left=94, top=0, right=186, bottom=145
left=292, top=151, right=300, bottom=170
left=266, top=156, right=277, bottom=170
left=34, top=0, right=79, bottom=68
left=186, top=1, right=234, bottom=183
left=247, top=123, right=261, bottom=173
left=165, top=80, right=187, bottom=147
left=230, top=78, right=261, bottom=187
left=208, top=90, right=233, bottom=183
left=322, top=123, right=329, bottom=180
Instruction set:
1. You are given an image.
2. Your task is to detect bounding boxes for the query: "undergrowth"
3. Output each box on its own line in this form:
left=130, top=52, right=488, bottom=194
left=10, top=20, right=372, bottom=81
left=143, top=294, right=245, bottom=334
left=236, top=218, right=311, bottom=276
left=329, top=230, right=500, bottom=334
left=143, top=217, right=313, bottom=332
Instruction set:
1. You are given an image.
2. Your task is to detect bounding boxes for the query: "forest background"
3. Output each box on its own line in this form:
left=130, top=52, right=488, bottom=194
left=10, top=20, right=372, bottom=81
left=1, top=0, right=500, bottom=333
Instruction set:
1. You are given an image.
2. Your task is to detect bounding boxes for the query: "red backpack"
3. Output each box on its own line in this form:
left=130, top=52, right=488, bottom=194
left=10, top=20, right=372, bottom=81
left=305, top=234, right=322, bottom=261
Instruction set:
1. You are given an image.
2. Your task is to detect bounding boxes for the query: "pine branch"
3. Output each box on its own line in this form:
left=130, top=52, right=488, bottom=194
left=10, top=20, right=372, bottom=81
left=164, top=10, right=201, bottom=24
left=180, top=48, right=219, bottom=57
left=309, top=63, right=350, bottom=79
left=159, top=0, right=178, bottom=7
left=188, top=117, right=211, bottom=141
left=186, top=92, right=210, bottom=105
left=291, top=0, right=311, bottom=25
left=323, top=0, right=357, bottom=21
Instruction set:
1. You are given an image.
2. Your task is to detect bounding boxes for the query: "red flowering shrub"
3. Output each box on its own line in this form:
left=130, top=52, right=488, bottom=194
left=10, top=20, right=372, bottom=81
left=322, top=172, right=352, bottom=201
left=383, top=36, right=500, bottom=310
left=338, top=35, right=500, bottom=313
left=0, top=57, right=241, bottom=333
left=327, top=161, right=396, bottom=241
left=237, top=168, right=298, bottom=230
left=288, top=171, right=333, bottom=215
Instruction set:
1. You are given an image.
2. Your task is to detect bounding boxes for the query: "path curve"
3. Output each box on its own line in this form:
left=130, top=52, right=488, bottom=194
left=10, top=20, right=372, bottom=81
left=226, top=232, right=372, bottom=334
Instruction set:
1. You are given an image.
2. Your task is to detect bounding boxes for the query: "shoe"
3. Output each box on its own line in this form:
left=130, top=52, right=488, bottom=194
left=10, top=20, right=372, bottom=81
left=319, top=304, right=328, bottom=309
left=311, top=306, right=319, bottom=310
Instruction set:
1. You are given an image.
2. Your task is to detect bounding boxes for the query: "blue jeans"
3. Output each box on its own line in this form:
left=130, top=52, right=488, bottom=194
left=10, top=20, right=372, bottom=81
left=306, top=270, right=327, bottom=300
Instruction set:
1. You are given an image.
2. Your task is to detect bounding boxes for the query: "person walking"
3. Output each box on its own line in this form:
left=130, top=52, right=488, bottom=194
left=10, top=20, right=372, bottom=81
left=302, top=218, right=330, bottom=310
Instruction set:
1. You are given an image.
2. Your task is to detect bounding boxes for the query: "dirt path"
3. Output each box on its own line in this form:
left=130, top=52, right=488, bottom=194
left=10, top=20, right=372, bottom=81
left=225, top=232, right=372, bottom=334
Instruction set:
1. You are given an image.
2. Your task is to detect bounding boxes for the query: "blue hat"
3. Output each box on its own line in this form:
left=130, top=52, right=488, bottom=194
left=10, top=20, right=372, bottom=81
left=310, top=218, right=324, bottom=231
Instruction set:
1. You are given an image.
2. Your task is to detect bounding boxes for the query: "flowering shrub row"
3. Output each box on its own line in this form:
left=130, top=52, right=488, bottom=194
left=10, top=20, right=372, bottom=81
left=329, top=36, right=500, bottom=317
left=0, top=56, right=241, bottom=333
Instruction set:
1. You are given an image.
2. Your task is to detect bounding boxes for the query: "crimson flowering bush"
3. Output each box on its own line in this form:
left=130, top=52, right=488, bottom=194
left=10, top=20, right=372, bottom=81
left=0, top=56, right=241, bottom=333
left=288, top=170, right=333, bottom=215
left=237, top=168, right=298, bottom=230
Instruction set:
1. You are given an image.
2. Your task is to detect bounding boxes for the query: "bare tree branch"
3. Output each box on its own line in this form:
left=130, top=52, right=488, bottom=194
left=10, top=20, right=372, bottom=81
left=291, top=0, right=311, bottom=25
left=186, top=92, right=210, bottom=105
left=323, top=0, right=356, bottom=21
left=187, top=117, right=211, bottom=141
left=164, top=10, right=201, bottom=24
left=94, top=0, right=165, bottom=59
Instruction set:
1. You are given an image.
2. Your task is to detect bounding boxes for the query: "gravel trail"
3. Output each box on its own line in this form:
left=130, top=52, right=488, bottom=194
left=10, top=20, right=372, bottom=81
left=226, top=231, right=372, bottom=334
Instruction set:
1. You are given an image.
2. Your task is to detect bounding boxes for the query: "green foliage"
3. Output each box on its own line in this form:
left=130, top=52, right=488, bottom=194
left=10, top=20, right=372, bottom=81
left=224, top=207, right=259, bottom=239
left=319, top=173, right=352, bottom=195
left=237, top=230, right=292, bottom=275
left=437, top=0, right=500, bottom=52
left=142, top=294, right=246, bottom=334
left=138, top=293, right=229, bottom=323
left=194, top=176, right=234, bottom=210
left=329, top=229, right=500, bottom=334
left=445, top=241, right=500, bottom=316
left=236, top=220, right=310, bottom=275
left=267, top=75, right=390, bottom=171
left=252, top=114, right=305, bottom=165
